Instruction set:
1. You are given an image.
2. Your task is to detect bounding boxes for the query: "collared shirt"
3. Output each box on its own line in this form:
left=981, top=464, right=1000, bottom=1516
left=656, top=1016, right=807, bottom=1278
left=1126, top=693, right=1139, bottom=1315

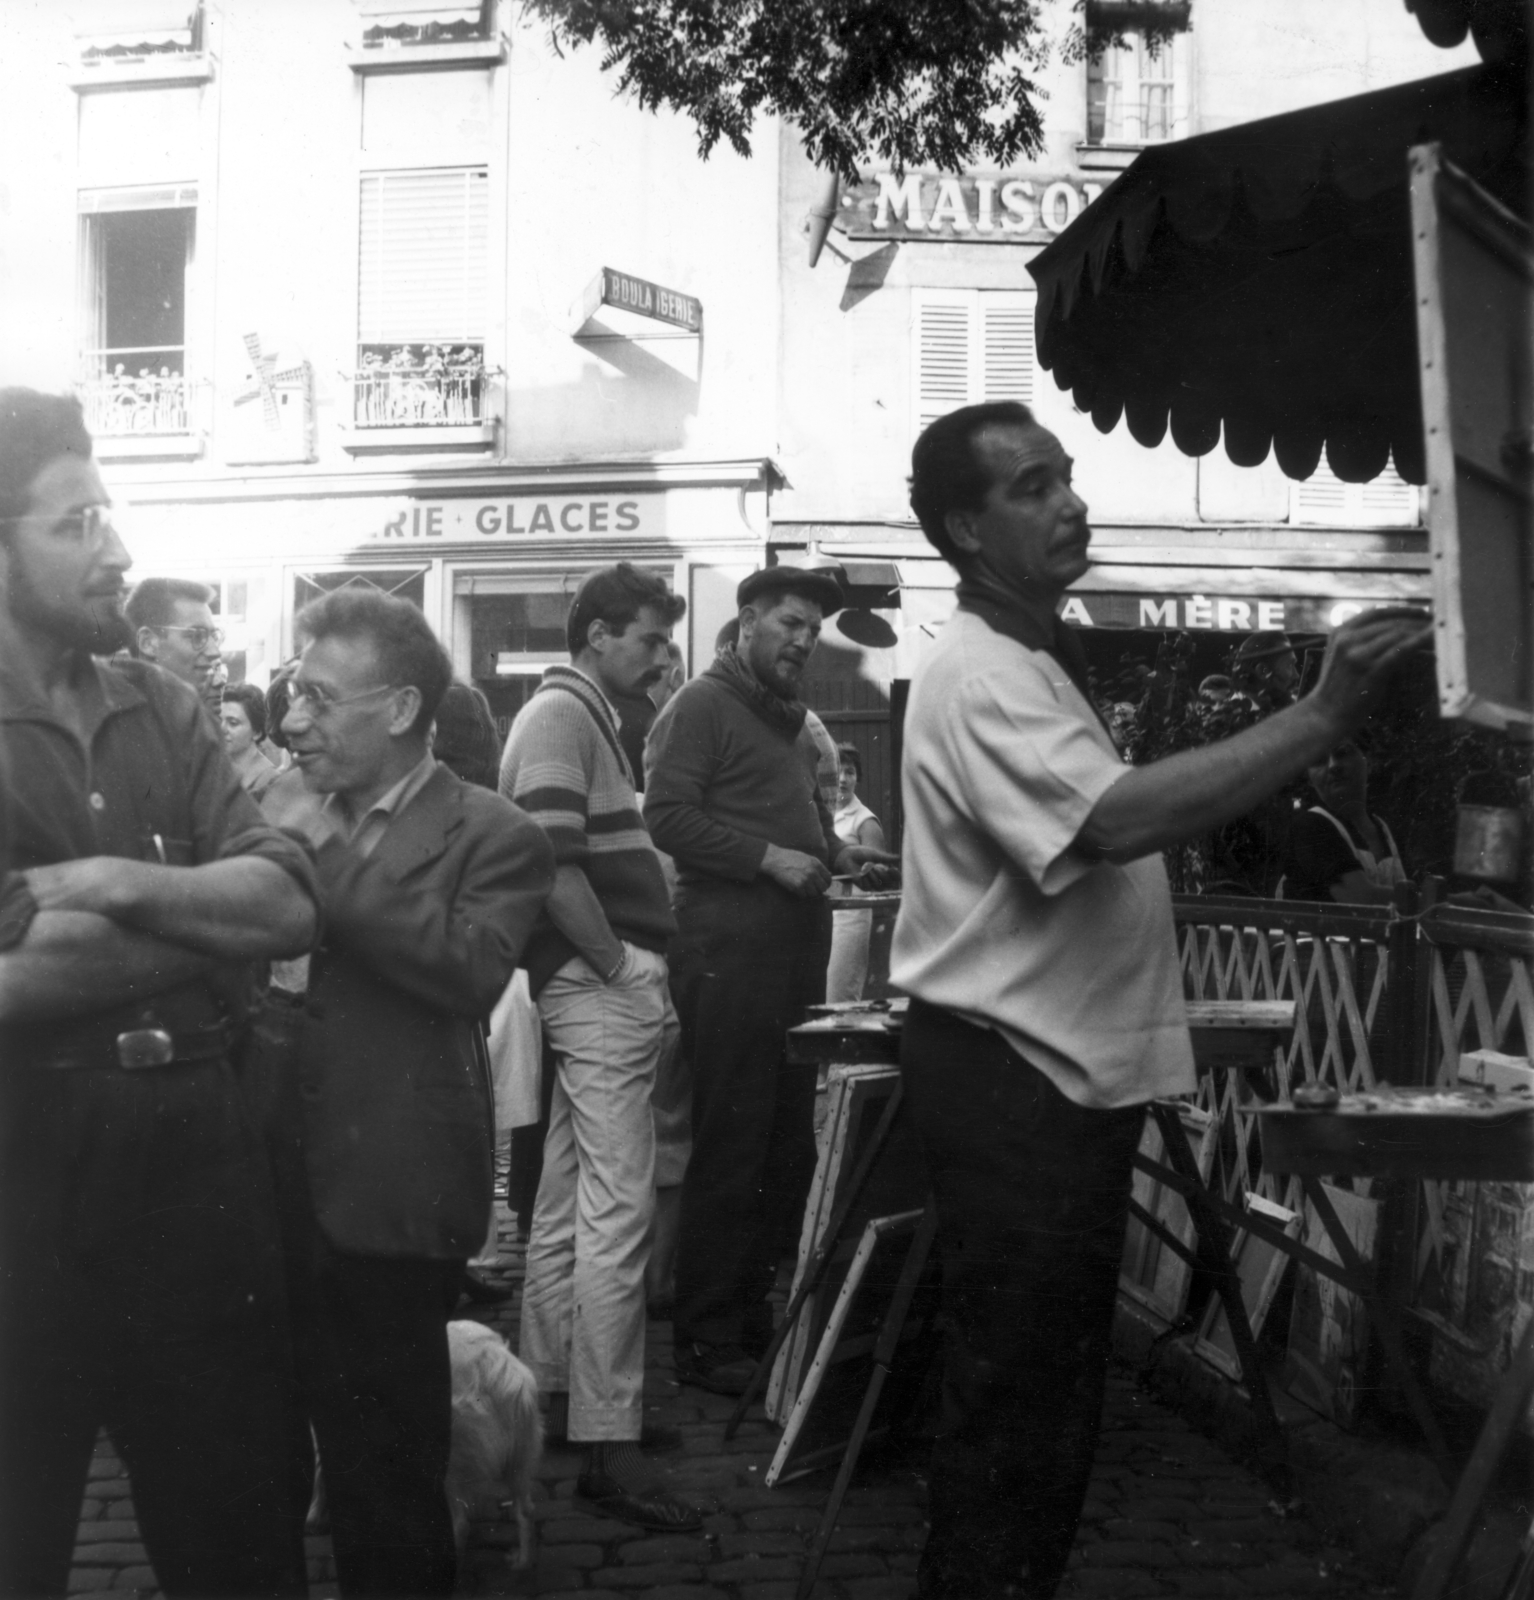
left=321, top=751, right=438, bottom=860
left=0, top=647, right=319, bottom=1038
left=891, top=608, right=1194, bottom=1110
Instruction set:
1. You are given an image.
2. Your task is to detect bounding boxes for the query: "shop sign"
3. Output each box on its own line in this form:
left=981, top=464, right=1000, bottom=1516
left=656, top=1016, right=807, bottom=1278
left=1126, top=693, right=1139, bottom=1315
left=1057, top=594, right=1420, bottom=632
left=837, top=171, right=1107, bottom=244
left=365, top=494, right=661, bottom=542
left=580, top=267, right=703, bottom=333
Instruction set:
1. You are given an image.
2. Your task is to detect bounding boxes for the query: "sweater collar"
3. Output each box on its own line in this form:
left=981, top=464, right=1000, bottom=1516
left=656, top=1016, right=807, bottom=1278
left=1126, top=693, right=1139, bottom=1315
left=705, top=647, right=807, bottom=738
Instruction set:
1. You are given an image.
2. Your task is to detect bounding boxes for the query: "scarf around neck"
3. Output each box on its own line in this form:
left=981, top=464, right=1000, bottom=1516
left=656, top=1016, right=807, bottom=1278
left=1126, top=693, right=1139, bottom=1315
left=708, top=644, right=807, bottom=738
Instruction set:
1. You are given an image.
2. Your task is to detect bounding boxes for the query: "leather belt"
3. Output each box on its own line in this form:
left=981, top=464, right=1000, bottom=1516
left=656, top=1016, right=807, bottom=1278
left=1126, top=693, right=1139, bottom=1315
left=37, top=1022, right=234, bottom=1072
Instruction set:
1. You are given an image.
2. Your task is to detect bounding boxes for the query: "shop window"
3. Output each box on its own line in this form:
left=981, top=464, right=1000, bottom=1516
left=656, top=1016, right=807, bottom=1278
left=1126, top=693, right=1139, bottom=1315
left=1291, top=459, right=1421, bottom=529
left=292, top=567, right=429, bottom=618
left=355, top=168, right=488, bottom=427
left=912, top=289, right=1034, bottom=435
left=1086, top=31, right=1182, bottom=146
left=77, top=189, right=197, bottom=437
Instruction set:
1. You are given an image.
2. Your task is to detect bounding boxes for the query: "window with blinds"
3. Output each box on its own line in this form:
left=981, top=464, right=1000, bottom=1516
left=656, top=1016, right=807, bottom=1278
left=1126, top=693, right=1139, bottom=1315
left=355, top=167, right=488, bottom=425
left=1291, top=458, right=1421, bottom=528
left=912, top=290, right=1035, bottom=435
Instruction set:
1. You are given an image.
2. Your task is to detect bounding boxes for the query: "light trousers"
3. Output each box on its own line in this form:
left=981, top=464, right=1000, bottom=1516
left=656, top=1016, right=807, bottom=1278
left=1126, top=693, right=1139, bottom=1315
left=519, top=944, right=670, bottom=1441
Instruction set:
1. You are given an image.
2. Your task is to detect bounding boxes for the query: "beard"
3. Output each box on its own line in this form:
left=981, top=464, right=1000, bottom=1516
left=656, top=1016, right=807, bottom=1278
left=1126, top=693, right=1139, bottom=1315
left=76, top=597, right=133, bottom=657
left=7, top=559, right=133, bottom=657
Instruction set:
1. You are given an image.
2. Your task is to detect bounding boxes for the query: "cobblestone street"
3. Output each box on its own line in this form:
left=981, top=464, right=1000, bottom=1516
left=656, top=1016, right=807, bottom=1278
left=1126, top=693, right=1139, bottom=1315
left=68, top=1212, right=1402, bottom=1600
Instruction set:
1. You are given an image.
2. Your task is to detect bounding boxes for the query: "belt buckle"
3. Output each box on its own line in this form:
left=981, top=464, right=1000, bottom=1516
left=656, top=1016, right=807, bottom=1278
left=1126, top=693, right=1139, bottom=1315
left=116, top=1028, right=174, bottom=1069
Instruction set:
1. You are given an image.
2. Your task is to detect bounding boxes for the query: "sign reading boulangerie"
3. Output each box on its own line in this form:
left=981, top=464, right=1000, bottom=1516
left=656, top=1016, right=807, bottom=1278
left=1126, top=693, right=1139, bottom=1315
left=838, top=171, right=1107, bottom=243
left=579, top=267, right=703, bottom=333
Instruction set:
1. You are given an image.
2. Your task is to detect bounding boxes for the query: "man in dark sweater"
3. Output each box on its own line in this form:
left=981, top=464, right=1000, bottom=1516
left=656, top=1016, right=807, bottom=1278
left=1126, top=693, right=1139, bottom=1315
left=644, top=567, right=897, bottom=1393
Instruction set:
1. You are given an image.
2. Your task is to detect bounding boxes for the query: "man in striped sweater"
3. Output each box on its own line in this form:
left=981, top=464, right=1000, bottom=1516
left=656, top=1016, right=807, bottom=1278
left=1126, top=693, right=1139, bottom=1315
left=499, top=563, right=699, bottom=1532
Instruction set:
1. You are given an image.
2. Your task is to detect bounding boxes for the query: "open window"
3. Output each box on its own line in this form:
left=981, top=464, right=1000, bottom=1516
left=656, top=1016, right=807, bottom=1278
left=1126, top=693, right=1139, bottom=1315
left=77, top=186, right=197, bottom=438
left=1085, top=30, right=1188, bottom=147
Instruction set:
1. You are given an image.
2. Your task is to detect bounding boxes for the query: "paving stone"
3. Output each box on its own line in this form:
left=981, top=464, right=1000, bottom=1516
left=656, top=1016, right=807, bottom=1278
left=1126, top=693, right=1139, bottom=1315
left=76, top=1521, right=140, bottom=1543
left=717, top=1531, right=804, bottom=1558
left=539, top=1541, right=605, bottom=1568
left=615, top=1535, right=717, bottom=1564
left=66, top=1571, right=119, bottom=1594
left=590, top=1562, right=706, bottom=1586
left=709, top=1557, right=801, bottom=1583
left=68, top=1546, right=145, bottom=1566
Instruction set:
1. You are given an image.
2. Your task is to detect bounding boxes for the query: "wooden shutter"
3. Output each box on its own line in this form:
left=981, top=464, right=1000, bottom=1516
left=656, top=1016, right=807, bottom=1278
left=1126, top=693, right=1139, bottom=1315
left=914, top=293, right=971, bottom=432
left=914, top=290, right=1035, bottom=434
left=981, top=296, right=1034, bottom=406
left=1293, top=458, right=1420, bottom=527
left=358, top=168, right=488, bottom=345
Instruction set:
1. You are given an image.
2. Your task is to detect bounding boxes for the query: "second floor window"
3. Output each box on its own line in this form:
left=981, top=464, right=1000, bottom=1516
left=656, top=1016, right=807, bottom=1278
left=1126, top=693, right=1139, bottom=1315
left=78, top=189, right=196, bottom=436
left=356, top=167, right=488, bottom=427
left=1086, top=32, right=1180, bottom=146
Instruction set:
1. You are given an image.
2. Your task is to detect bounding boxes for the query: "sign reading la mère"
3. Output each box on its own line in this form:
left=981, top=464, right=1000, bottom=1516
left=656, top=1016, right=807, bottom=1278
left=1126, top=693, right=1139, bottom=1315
left=365, top=494, right=661, bottom=543
left=837, top=171, right=1107, bottom=244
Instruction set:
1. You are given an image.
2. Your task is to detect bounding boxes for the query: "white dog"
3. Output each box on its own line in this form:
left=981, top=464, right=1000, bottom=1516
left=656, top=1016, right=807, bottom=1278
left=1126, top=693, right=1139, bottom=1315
left=307, top=1320, right=543, bottom=1572
left=445, top=1319, right=543, bottom=1571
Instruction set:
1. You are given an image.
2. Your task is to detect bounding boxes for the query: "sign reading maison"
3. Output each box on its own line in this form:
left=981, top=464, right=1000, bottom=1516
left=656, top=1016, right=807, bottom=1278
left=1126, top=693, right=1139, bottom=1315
left=593, top=268, right=703, bottom=333
left=837, top=172, right=1108, bottom=244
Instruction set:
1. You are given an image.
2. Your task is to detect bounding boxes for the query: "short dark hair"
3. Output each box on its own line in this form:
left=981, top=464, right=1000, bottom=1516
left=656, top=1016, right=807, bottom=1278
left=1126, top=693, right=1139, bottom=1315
left=835, top=741, right=861, bottom=781
left=432, top=680, right=501, bottom=788
left=295, top=587, right=451, bottom=737
left=222, top=681, right=268, bottom=741
left=909, top=400, right=1037, bottom=565
left=715, top=617, right=740, bottom=652
left=125, top=576, right=216, bottom=636
left=566, top=563, right=686, bottom=656
left=264, top=664, right=297, bottom=751
left=0, top=389, right=93, bottom=527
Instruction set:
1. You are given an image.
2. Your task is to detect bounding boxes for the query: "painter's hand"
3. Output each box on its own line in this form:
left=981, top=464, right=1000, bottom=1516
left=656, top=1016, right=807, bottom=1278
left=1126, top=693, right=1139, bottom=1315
left=1309, top=610, right=1431, bottom=732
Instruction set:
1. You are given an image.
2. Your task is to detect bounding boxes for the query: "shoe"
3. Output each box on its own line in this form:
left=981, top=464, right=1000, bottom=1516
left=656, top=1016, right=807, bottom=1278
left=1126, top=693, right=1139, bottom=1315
left=674, top=1340, right=756, bottom=1396
left=458, top=1271, right=512, bottom=1306
left=576, top=1471, right=703, bottom=1532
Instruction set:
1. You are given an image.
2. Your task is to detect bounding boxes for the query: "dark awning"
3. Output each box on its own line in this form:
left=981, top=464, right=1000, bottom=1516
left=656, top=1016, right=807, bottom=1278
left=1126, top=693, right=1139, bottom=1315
left=1027, top=64, right=1528, bottom=484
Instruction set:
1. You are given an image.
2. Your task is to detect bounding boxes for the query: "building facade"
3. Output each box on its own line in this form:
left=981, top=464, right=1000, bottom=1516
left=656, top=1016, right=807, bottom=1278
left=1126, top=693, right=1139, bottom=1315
left=771, top=0, right=1479, bottom=834
left=0, top=0, right=781, bottom=733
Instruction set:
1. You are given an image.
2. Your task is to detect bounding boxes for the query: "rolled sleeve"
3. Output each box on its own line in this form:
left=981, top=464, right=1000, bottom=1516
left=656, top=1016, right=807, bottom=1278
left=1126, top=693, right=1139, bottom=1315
left=956, top=667, right=1129, bottom=897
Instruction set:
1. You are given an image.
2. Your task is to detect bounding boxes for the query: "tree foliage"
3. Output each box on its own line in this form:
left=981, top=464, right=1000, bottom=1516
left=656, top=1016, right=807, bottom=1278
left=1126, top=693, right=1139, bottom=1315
left=521, top=0, right=1054, bottom=176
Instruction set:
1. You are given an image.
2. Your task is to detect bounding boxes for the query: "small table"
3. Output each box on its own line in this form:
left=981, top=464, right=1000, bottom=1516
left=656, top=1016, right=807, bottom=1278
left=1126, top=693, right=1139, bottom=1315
left=1253, top=1089, right=1534, bottom=1600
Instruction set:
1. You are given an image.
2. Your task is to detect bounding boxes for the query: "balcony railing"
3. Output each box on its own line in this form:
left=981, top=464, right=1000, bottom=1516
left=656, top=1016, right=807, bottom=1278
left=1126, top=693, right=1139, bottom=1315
left=78, top=349, right=190, bottom=435
left=353, top=344, right=485, bottom=427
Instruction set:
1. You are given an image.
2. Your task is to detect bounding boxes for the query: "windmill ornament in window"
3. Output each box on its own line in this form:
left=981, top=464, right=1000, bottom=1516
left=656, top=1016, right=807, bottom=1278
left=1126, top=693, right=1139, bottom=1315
left=229, top=332, right=316, bottom=464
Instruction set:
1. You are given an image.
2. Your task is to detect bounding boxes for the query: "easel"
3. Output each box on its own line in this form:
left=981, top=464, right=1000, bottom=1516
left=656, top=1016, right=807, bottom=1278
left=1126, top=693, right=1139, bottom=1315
left=1252, top=1091, right=1534, bottom=1600
left=732, top=1001, right=1309, bottom=1600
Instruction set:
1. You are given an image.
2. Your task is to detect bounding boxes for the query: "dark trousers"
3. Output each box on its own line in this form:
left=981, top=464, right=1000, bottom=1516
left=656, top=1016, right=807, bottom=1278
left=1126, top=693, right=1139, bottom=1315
left=281, top=1203, right=463, bottom=1597
left=901, top=1001, right=1145, bottom=1600
left=0, top=1060, right=304, bottom=1598
left=671, top=882, right=832, bottom=1349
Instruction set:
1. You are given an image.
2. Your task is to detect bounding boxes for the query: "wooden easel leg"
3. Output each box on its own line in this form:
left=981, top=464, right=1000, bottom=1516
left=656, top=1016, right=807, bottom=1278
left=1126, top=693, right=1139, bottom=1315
left=796, top=1203, right=940, bottom=1600
left=1149, top=1102, right=1289, bottom=1482
left=725, top=1084, right=905, bottom=1439
left=1301, top=1178, right=1453, bottom=1478
left=1411, top=1319, right=1534, bottom=1600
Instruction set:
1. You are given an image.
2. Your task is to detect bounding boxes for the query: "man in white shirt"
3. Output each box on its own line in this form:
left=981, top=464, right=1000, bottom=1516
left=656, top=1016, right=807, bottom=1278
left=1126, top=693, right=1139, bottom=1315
left=892, top=401, right=1428, bottom=1600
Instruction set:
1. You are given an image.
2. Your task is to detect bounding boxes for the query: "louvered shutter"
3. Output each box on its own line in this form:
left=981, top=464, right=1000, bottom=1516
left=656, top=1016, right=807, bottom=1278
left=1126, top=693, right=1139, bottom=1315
left=358, top=168, right=488, bottom=345
left=981, top=297, right=1034, bottom=405
left=914, top=294, right=971, bottom=432
left=1294, top=458, right=1420, bottom=527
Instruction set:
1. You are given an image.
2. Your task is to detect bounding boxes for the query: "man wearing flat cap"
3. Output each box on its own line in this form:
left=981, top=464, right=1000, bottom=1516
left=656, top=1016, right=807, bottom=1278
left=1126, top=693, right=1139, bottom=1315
left=644, top=566, right=896, bottom=1393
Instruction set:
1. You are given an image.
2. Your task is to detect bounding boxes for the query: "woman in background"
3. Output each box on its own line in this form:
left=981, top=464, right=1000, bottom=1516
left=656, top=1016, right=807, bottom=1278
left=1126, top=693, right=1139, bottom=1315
left=220, top=682, right=281, bottom=804
left=826, top=742, right=887, bottom=1003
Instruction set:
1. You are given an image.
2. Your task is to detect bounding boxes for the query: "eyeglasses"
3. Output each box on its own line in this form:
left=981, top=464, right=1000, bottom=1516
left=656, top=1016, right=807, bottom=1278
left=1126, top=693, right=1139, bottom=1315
left=286, top=679, right=399, bottom=717
left=153, top=624, right=226, bottom=651
left=1, top=504, right=118, bottom=545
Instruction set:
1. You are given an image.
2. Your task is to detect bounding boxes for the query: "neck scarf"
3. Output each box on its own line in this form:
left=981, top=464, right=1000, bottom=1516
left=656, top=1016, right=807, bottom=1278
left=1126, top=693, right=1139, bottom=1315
left=708, top=644, right=807, bottom=738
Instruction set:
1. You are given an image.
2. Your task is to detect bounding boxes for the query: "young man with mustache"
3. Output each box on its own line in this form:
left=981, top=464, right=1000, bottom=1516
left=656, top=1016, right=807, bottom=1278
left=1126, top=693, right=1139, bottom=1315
left=499, top=563, right=700, bottom=1530
left=0, top=388, right=320, bottom=1597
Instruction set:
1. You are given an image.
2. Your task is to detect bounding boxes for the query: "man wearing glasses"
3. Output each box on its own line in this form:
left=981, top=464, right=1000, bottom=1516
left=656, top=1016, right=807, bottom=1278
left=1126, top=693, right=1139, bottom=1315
left=274, top=587, right=553, bottom=1596
left=124, top=576, right=225, bottom=706
left=0, top=389, right=321, bottom=1596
